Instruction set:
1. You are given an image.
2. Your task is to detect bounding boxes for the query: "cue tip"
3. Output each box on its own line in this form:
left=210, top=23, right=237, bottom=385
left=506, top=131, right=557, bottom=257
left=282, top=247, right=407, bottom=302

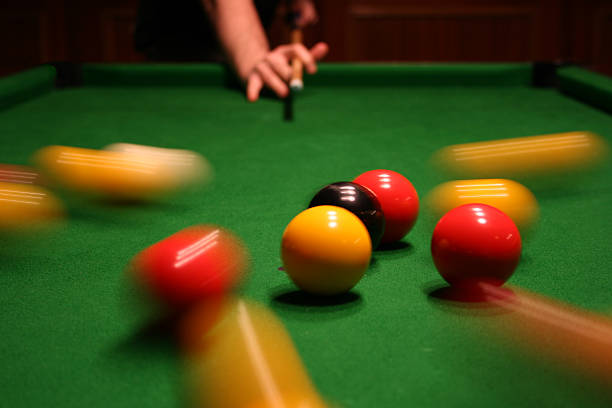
left=289, top=79, right=303, bottom=92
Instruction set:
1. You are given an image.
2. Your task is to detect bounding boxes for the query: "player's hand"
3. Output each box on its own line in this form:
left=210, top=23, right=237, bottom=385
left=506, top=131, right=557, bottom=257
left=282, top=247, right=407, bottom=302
left=246, top=42, right=329, bottom=102
left=292, top=0, right=318, bottom=28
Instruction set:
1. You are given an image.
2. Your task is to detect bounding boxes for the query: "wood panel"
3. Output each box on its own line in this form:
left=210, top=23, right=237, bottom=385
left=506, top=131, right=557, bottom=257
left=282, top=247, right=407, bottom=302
left=565, top=0, right=612, bottom=76
left=100, top=8, right=144, bottom=62
left=347, top=6, right=536, bottom=61
left=0, top=0, right=610, bottom=77
left=317, top=1, right=564, bottom=62
left=0, top=0, right=67, bottom=76
left=592, top=4, right=612, bottom=75
left=64, top=1, right=141, bottom=63
left=0, top=11, right=50, bottom=68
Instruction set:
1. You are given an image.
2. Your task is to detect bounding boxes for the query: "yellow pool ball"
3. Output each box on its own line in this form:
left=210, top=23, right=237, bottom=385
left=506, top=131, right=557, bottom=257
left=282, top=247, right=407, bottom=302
left=0, top=182, right=64, bottom=229
left=431, top=131, right=609, bottom=179
left=180, top=296, right=327, bottom=408
left=181, top=298, right=329, bottom=408
left=33, top=145, right=175, bottom=200
left=281, top=205, right=371, bottom=296
left=426, top=179, right=539, bottom=231
left=103, top=143, right=213, bottom=189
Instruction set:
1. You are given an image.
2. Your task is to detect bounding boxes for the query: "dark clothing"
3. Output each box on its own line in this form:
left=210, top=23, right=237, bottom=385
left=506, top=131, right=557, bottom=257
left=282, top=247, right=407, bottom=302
left=134, top=0, right=281, bottom=62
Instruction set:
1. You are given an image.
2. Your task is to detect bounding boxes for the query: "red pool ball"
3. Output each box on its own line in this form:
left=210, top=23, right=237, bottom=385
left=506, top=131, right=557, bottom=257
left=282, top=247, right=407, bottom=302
left=353, top=169, right=419, bottom=244
left=131, top=225, right=249, bottom=308
left=0, top=164, right=45, bottom=185
left=431, top=203, right=522, bottom=287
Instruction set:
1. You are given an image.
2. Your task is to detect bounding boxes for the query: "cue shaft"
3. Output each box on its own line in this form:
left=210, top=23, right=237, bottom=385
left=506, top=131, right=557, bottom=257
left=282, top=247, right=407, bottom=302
left=290, top=28, right=304, bottom=91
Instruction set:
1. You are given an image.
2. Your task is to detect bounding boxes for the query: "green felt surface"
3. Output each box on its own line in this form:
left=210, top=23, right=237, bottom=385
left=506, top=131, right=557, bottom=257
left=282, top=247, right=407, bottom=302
left=82, top=64, right=229, bottom=87
left=81, top=62, right=532, bottom=87
left=0, top=65, right=55, bottom=111
left=559, top=66, right=612, bottom=113
left=0, top=64, right=611, bottom=407
left=308, top=63, right=532, bottom=86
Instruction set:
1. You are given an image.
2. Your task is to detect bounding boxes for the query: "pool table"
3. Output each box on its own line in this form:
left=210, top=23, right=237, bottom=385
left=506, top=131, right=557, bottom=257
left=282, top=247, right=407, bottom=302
left=1, top=63, right=611, bottom=407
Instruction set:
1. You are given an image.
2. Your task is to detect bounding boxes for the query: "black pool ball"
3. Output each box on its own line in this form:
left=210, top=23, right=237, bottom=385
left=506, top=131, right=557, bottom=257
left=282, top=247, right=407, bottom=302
left=308, top=181, right=385, bottom=248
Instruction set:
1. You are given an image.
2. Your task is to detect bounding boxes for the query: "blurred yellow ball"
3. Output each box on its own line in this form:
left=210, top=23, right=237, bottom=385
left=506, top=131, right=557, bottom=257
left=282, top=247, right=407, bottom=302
left=0, top=181, right=64, bottom=229
left=34, top=145, right=178, bottom=200
left=431, top=131, right=609, bottom=179
left=183, top=298, right=329, bottom=408
left=104, top=143, right=213, bottom=188
left=427, top=179, right=539, bottom=232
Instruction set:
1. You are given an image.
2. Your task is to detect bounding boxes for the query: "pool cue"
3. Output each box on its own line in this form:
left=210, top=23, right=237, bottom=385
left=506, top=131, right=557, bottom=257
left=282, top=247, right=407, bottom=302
left=289, top=28, right=304, bottom=92
left=283, top=5, right=302, bottom=122
left=283, top=91, right=294, bottom=121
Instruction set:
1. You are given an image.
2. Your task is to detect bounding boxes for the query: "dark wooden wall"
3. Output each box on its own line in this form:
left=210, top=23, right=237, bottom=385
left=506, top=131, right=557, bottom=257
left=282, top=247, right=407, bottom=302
left=1, top=0, right=610, bottom=77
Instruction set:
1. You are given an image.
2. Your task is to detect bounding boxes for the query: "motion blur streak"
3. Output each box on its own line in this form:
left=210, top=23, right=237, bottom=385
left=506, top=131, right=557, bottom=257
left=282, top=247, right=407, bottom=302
left=479, top=282, right=612, bottom=387
left=182, top=298, right=329, bottom=408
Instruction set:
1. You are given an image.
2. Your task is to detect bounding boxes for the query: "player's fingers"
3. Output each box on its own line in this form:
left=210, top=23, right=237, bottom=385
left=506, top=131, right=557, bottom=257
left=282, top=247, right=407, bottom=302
left=246, top=74, right=264, bottom=102
left=265, top=52, right=292, bottom=82
left=295, top=4, right=318, bottom=27
left=255, top=62, right=289, bottom=98
left=310, top=42, right=329, bottom=61
left=289, top=43, right=317, bottom=74
left=274, top=42, right=328, bottom=74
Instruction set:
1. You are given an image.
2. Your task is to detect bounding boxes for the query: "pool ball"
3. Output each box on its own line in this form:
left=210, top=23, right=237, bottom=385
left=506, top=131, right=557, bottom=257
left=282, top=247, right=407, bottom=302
left=131, top=225, right=249, bottom=308
left=431, top=203, right=522, bottom=288
left=0, top=181, right=64, bottom=230
left=181, top=298, right=329, bottom=408
left=426, top=179, right=539, bottom=232
left=33, top=145, right=179, bottom=200
left=0, top=164, right=45, bottom=185
left=308, top=181, right=385, bottom=248
left=431, top=131, right=609, bottom=179
left=353, top=169, right=419, bottom=244
left=281, top=205, right=371, bottom=295
left=104, top=143, right=213, bottom=189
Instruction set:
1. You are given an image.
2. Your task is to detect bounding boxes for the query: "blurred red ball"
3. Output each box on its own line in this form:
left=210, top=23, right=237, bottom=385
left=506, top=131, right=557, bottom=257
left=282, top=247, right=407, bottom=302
left=132, top=225, right=248, bottom=308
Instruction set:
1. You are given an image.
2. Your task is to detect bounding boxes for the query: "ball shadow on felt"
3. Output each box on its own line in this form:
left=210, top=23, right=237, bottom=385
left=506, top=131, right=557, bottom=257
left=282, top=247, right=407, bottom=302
left=269, top=284, right=364, bottom=320
left=424, top=280, right=515, bottom=316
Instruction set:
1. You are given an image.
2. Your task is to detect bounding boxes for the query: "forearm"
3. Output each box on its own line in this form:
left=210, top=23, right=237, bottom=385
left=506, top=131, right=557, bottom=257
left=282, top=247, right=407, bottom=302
left=202, top=0, right=270, bottom=80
